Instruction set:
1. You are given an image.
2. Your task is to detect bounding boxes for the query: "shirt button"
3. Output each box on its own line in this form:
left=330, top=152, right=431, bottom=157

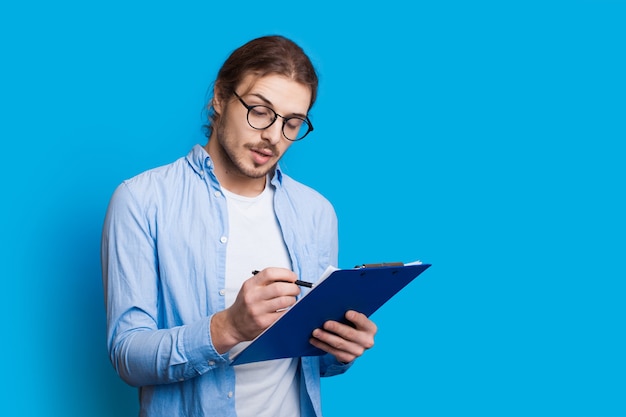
left=214, top=191, right=222, bottom=198
left=227, top=391, right=233, bottom=398
left=208, top=360, right=215, bottom=366
left=219, top=289, right=225, bottom=296
left=220, top=236, right=228, bottom=244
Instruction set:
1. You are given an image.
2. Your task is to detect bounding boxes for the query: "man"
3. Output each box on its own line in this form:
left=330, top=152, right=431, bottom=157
left=101, top=35, right=377, bottom=417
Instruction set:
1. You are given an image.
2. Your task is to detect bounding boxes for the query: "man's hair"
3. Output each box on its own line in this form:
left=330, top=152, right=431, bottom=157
left=204, top=35, right=318, bottom=138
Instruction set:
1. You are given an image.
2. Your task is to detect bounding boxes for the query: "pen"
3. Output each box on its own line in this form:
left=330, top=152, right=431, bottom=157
left=355, top=262, right=404, bottom=268
left=251, top=270, right=314, bottom=288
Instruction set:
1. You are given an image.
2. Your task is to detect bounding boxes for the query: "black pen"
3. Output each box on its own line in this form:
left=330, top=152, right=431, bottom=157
left=251, top=270, right=314, bottom=288
left=355, top=262, right=404, bottom=268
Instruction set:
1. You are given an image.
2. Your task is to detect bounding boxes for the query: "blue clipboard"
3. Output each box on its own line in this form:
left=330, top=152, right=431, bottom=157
left=230, top=262, right=431, bottom=366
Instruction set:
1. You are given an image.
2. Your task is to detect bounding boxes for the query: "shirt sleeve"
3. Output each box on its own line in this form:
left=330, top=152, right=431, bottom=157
left=319, top=354, right=353, bottom=377
left=101, top=182, right=228, bottom=387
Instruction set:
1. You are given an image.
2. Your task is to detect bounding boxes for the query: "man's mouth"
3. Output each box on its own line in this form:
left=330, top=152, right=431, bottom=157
left=250, top=147, right=274, bottom=164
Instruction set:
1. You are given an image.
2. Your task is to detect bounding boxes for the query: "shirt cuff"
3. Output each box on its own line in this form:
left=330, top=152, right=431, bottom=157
left=182, top=315, right=229, bottom=374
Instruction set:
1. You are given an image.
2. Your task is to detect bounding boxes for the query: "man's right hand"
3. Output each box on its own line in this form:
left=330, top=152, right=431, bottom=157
left=210, top=267, right=301, bottom=354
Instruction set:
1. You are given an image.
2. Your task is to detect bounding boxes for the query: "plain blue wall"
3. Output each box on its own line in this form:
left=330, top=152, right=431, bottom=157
left=2, top=1, right=625, bottom=416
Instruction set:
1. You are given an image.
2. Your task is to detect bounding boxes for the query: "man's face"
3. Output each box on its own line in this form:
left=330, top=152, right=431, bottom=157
left=210, top=73, right=312, bottom=184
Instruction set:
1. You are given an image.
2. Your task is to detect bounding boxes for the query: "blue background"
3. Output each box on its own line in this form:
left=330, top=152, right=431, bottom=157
left=1, top=1, right=624, bottom=416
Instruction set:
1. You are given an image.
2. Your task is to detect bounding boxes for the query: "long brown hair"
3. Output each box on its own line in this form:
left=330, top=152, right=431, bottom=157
left=204, top=35, right=318, bottom=138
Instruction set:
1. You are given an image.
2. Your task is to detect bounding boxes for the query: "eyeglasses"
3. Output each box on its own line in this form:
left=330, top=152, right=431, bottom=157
left=233, top=91, right=314, bottom=141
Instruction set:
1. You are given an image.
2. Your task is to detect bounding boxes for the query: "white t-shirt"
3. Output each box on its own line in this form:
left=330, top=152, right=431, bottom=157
left=222, top=181, right=300, bottom=417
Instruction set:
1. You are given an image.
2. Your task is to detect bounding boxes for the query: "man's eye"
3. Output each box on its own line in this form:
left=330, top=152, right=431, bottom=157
left=250, top=106, right=272, bottom=118
left=285, top=118, right=304, bottom=130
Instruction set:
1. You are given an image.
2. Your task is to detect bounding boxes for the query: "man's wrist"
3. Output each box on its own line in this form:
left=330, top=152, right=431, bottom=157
left=209, top=310, right=240, bottom=354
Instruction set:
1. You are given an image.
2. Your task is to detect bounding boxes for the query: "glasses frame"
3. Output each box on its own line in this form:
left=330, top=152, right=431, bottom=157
left=232, top=91, right=314, bottom=141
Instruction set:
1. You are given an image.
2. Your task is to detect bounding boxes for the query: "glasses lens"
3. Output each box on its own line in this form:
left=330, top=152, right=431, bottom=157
left=247, top=106, right=275, bottom=130
left=283, top=117, right=311, bottom=141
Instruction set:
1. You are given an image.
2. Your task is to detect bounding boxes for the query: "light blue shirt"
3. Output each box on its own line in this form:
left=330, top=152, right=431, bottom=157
left=101, top=145, right=351, bottom=417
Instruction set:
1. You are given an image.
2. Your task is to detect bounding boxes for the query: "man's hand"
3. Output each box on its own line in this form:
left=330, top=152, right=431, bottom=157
left=211, top=268, right=300, bottom=354
left=309, top=310, right=377, bottom=364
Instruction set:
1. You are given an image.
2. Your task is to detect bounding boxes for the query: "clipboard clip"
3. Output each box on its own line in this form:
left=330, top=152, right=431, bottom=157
left=355, top=262, right=405, bottom=269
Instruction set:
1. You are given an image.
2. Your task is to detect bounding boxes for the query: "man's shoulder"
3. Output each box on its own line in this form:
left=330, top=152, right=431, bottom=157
left=122, top=145, right=203, bottom=189
left=278, top=173, right=335, bottom=212
left=123, top=156, right=188, bottom=189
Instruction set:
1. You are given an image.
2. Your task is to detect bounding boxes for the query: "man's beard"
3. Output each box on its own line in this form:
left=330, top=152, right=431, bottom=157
left=215, top=123, right=278, bottom=179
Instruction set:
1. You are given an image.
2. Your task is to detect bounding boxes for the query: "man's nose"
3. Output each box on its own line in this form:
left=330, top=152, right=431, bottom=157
left=260, top=119, right=283, bottom=145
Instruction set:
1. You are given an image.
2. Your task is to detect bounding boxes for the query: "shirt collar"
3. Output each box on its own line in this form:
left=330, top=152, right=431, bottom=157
left=186, top=144, right=284, bottom=185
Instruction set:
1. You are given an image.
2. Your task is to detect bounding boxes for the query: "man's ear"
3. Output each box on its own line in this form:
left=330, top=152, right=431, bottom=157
left=212, top=83, right=224, bottom=115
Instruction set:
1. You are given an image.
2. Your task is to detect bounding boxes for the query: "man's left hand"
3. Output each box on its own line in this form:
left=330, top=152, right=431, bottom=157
left=309, top=310, right=377, bottom=364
